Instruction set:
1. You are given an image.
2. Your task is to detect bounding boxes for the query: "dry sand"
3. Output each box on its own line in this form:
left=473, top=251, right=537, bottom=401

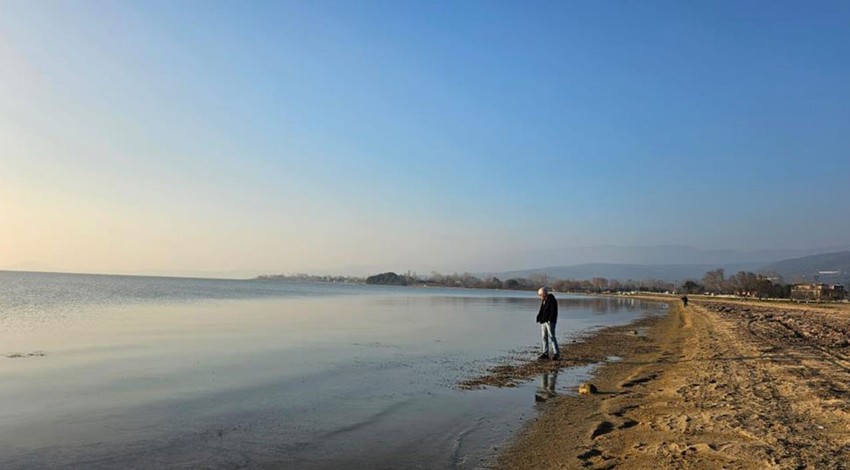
left=492, top=297, right=850, bottom=469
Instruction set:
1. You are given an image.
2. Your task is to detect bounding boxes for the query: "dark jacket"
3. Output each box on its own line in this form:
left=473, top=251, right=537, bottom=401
left=536, top=293, right=558, bottom=324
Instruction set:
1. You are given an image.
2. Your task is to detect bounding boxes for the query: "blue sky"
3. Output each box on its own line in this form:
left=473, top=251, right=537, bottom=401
left=1, top=1, right=849, bottom=275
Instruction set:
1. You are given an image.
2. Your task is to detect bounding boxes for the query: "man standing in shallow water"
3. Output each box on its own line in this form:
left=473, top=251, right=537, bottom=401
left=536, top=287, right=560, bottom=360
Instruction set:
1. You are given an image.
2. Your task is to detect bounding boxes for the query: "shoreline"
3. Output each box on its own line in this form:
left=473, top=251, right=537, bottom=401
left=496, top=296, right=850, bottom=469
left=458, top=304, right=666, bottom=390
left=494, top=297, right=682, bottom=468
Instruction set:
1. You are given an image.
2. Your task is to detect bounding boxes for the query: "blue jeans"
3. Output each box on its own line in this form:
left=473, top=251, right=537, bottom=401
left=541, top=321, right=559, bottom=356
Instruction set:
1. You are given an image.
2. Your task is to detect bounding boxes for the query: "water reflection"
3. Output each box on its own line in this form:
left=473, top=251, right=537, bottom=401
left=535, top=370, right=558, bottom=402
left=565, top=296, right=650, bottom=314
left=373, top=294, right=660, bottom=316
left=372, top=295, right=534, bottom=308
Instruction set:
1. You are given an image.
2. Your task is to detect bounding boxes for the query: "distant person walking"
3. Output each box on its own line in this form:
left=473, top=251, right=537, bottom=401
left=681, top=295, right=689, bottom=307
left=536, top=287, right=560, bottom=360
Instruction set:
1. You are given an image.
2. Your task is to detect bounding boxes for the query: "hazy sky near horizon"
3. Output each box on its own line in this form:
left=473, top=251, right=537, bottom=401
left=2, top=1, right=849, bottom=276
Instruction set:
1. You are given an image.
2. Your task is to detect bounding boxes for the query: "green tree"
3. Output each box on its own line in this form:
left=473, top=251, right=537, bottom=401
left=681, top=279, right=704, bottom=294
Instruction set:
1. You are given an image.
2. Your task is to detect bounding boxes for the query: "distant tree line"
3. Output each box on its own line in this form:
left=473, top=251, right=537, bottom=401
left=361, top=271, right=677, bottom=293
left=678, top=268, right=792, bottom=299
left=259, top=268, right=802, bottom=299
left=257, top=273, right=364, bottom=283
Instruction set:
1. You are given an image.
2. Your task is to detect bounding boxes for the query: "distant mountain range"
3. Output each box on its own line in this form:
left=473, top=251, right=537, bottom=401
left=760, top=251, right=850, bottom=285
left=500, top=244, right=850, bottom=267
left=489, top=263, right=760, bottom=283
left=6, top=244, right=850, bottom=284
left=484, top=250, right=850, bottom=285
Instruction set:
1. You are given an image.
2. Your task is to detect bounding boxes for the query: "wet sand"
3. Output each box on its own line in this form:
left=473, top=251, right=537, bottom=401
left=496, top=296, right=850, bottom=469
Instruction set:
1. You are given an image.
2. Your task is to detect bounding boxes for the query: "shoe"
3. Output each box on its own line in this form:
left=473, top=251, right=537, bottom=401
left=538, top=353, right=550, bottom=360
left=552, top=354, right=561, bottom=361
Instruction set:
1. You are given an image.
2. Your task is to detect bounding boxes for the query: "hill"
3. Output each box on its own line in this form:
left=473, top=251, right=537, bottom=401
left=493, top=244, right=850, bottom=270
left=365, top=272, right=408, bottom=286
left=484, top=249, right=850, bottom=285
left=759, top=251, right=850, bottom=285
left=488, top=262, right=761, bottom=283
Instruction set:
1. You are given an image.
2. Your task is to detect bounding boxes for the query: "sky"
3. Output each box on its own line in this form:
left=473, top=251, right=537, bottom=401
left=1, top=0, right=849, bottom=277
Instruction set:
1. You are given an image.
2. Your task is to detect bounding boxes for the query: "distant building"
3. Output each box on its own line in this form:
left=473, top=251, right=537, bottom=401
left=790, top=283, right=846, bottom=301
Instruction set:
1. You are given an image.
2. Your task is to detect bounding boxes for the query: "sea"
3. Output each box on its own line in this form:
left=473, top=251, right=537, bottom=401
left=0, top=270, right=665, bottom=469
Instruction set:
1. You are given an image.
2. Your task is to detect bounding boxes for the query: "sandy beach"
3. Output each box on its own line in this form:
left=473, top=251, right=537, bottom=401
left=497, top=296, right=850, bottom=469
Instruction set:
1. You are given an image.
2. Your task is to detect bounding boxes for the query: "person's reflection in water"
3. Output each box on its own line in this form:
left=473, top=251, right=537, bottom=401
left=534, top=370, right=559, bottom=402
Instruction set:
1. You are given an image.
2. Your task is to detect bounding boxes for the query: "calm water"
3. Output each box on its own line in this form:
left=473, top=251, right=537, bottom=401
left=0, top=271, right=665, bottom=469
